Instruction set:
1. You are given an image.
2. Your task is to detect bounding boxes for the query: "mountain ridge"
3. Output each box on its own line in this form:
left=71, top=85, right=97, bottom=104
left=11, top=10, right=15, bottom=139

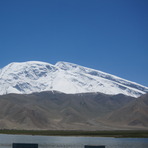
left=0, top=61, right=147, bottom=97
left=0, top=91, right=147, bottom=130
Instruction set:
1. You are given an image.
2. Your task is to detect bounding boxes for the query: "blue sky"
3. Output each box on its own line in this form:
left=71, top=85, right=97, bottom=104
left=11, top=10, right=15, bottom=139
left=0, top=0, right=148, bottom=86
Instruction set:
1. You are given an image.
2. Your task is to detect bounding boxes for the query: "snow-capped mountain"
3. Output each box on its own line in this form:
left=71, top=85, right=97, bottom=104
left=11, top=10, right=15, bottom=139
left=0, top=61, right=147, bottom=97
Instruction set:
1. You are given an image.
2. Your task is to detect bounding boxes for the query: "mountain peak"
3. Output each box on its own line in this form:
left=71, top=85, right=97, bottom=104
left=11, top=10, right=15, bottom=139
left=55, top=61, right=80, bottom=71
left=0, top=61, right=147, bottom=97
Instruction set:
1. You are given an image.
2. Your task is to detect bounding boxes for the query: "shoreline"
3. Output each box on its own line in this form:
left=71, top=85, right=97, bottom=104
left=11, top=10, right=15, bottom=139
left=0, top=129, right=148, bottom=138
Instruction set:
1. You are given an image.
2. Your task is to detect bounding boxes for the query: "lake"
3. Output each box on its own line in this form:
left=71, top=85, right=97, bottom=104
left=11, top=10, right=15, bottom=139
left=0, top=134, right=148, bottom=148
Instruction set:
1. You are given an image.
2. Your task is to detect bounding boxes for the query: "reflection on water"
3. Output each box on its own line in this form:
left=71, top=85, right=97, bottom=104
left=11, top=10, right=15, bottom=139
left=0, top=134, right=148, bottom=148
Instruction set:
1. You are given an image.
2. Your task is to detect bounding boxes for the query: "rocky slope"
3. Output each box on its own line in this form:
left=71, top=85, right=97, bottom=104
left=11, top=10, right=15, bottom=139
left=0, top=91, right=147, bottom=130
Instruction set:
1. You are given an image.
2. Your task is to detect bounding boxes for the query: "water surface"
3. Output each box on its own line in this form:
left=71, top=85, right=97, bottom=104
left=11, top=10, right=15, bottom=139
left=0, top=134, right=148, bottom=148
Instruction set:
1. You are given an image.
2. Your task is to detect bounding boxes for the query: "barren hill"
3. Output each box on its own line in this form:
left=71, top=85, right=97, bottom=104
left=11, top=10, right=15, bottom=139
left=0, top=91, right=147, bottom=130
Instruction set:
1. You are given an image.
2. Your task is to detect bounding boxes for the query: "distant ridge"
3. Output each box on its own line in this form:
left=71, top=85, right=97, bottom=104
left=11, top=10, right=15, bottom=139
left=0, top=61, right=147, bottom=97
left=0, top=91, right=147, bottom=130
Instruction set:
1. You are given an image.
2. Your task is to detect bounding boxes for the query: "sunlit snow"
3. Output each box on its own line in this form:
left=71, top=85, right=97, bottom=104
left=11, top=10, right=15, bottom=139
left=0, top=61, right=147, bottom=97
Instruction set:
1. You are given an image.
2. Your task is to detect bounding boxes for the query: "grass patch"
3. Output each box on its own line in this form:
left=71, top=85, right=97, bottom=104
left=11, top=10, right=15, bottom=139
left=0, top=129, right=148, bottom=138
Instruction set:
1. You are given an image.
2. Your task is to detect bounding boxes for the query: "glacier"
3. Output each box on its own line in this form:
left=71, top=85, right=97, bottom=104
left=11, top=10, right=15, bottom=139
left=0, top=61, right=147, bottom=97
